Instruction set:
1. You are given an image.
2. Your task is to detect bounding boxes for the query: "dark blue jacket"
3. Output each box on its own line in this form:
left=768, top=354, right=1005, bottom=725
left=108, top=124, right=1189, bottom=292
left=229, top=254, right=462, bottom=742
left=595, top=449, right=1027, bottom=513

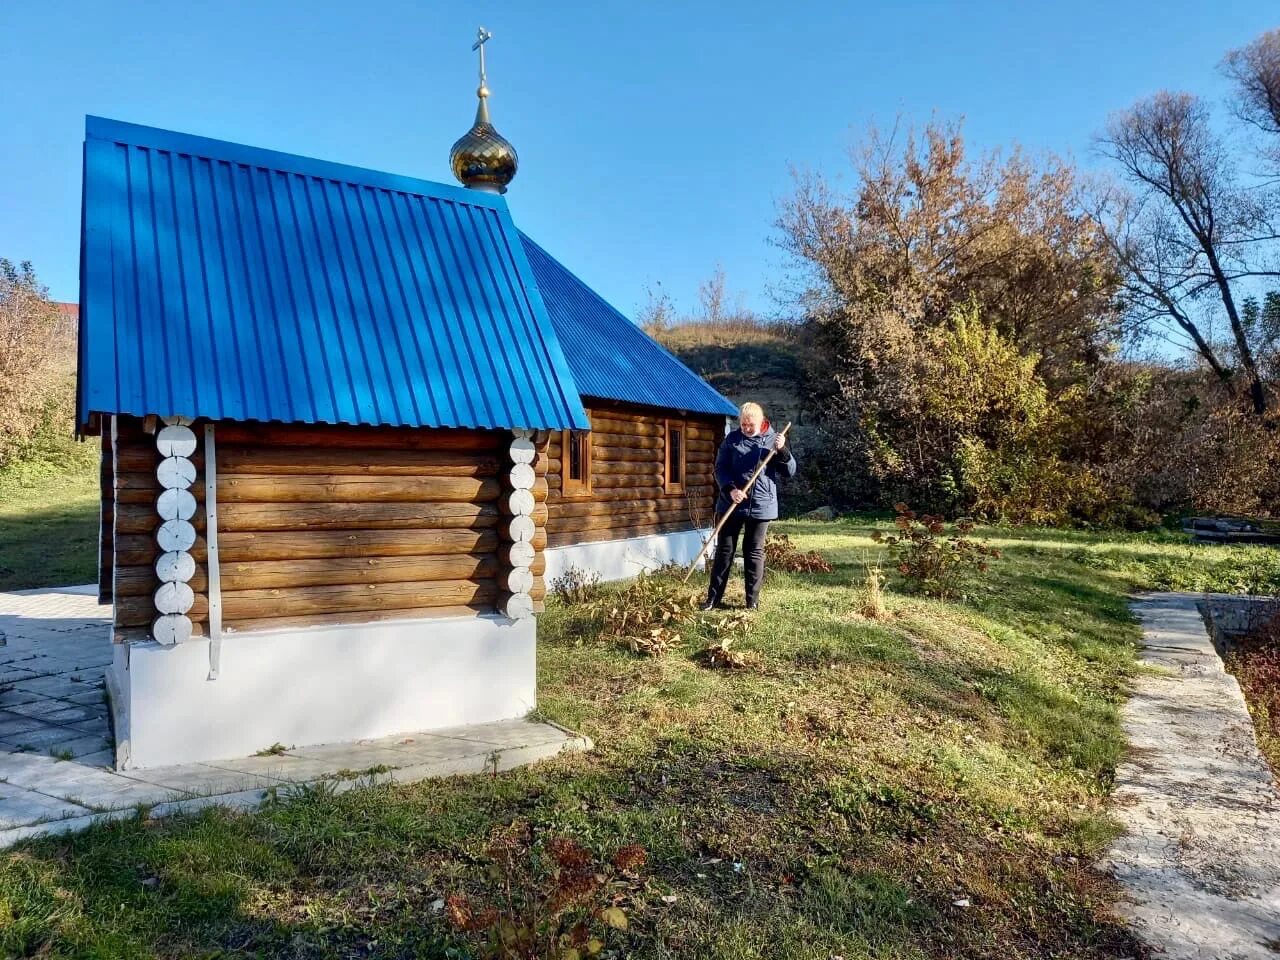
left=714, top=427, right=797, bottom=520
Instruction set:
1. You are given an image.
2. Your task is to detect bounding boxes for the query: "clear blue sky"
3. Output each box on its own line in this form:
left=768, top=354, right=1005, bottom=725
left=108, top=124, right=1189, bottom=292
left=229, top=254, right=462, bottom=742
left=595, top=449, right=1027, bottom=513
left=1, top=1, right=1275, bottom=319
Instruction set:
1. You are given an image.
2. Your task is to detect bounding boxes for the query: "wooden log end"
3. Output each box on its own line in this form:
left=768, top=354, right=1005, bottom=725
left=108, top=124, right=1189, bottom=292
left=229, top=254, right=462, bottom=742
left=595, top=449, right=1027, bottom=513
left=152, top=613, right=193, bottom=646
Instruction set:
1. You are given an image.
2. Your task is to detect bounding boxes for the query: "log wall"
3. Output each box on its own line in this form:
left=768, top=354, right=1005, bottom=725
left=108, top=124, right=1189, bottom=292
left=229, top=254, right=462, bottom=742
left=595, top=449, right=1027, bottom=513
left=545, top=402, right=724, bottom=549
left=111, top=416, right=212, bottom=642
left=208, top=422, right=507, bottom=633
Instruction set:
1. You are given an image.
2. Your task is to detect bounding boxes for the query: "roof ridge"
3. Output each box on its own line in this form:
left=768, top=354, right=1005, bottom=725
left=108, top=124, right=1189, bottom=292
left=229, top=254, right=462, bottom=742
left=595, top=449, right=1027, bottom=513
left=85, top=116, right=501, bottom=211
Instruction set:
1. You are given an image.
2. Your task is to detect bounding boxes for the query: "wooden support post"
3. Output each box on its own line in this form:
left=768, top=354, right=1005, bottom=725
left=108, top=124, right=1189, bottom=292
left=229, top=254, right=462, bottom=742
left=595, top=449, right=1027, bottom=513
left=204, top=423, right=224, bottom=677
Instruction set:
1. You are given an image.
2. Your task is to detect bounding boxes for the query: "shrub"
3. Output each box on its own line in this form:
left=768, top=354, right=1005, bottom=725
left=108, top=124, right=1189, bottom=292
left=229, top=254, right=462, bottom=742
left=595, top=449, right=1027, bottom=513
left=550, top=565, right=602, bottom=606
left=591, top=571, right=697, bottom=657
left=444, top=821, right=645, bottom=959
left=871, top=503, right=999, bottom=598
left=764, top=533, right=833, bottom=573
left=858, top=563, right=888, bottom=620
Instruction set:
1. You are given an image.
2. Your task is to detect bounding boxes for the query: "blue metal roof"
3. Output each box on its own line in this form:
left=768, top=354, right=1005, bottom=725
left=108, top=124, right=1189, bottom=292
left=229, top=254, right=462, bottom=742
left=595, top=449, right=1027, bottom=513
left=519, top=236, right=738, bottom=418
left=78, top=117, right=588, bottom=432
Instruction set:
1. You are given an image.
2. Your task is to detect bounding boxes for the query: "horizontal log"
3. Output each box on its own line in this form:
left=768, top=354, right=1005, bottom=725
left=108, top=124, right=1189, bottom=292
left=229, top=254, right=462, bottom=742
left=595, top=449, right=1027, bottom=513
left=593, top=444, right=679, bottom=461
left=224, top=603, right=495, bottom=635
left=592, top=432, right=663, bottom=450
left=685, top=426, right=722, bottom=440
left=587, top=475, right=664, bottom=491
left=547, top=518, right=698, bottom=549
left=115, top=528, right=501, bottom=565
left=551, top=496, right=688, bottom=517
left=218, top=554, right=496, bottom=590
left=213, top=422, right=504, bottom=452
left=547, top=459, right=671, bottom=477
left=220, top=579, right=496, bottom=620
left=216, top=501, right=498, bottom=532
left=214, top=528, right=501, bottom=562
left=115, top=502, right=207, bottom=535
left=587, top=403, right=724, bottom=423
left=115, top=564, right=208, bottom=598
left=217, top=474, right=501, bottom=504
left=115, top=622, right=207, bottom=643
left=115, top=592, right=209, bottom=627
left=545, top=487, right=716, bottom=510
left=116, top=475, right=207, bottom=505
left=550, top=511, right=692, bottom=535
left=115, top=445, right=204, bottom=473
left=216, top=445, right=500, bottom=478
left=496, top=478, right=548, bottom=511
left=498, top=504, right=548, bottom=539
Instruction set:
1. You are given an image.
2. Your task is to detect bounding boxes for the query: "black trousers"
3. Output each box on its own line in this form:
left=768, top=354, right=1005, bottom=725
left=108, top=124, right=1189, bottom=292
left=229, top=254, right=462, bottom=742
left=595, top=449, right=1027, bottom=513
left=707, top=512, right=769, bottom=606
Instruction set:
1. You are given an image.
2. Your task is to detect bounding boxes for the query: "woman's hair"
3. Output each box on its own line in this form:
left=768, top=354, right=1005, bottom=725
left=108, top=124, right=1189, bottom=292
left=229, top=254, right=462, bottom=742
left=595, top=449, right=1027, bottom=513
left=739, top=402, right=764, bottom=418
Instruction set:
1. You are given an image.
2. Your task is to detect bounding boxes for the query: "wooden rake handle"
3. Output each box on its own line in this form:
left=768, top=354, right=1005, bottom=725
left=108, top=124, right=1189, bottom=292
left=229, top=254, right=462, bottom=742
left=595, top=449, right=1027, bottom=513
left=682, top=422, right=792, bottom=584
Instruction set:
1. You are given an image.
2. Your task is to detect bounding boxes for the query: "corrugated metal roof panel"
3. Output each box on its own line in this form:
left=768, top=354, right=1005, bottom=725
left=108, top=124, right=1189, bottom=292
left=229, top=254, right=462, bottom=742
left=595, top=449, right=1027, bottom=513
left=78, top=117, right=588, bottom=431
left=520, top=235, right=739, bottom=418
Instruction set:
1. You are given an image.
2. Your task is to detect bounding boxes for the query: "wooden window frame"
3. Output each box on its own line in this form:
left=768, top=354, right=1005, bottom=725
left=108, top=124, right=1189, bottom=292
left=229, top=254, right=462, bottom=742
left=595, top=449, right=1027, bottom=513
left=561, top=429, right=592, bottom=498
left=664, top=419, right=686, bottom=495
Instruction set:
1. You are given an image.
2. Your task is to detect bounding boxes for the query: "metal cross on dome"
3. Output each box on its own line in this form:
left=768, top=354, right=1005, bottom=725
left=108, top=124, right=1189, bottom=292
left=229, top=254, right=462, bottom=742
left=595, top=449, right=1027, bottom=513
left=472, top=26, right=493, bottom=88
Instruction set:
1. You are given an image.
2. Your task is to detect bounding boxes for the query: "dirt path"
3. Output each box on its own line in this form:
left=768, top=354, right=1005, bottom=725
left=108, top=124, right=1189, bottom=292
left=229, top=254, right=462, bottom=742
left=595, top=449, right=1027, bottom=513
left=1103, top=593, right=1280, bottom=959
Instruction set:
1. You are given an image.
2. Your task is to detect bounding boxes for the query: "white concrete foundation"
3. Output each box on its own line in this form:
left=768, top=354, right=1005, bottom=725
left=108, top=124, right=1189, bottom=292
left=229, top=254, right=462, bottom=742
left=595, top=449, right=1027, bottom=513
left=544, top=527, right=713, bottom=584
left=107, top=613, right=536, bottom=769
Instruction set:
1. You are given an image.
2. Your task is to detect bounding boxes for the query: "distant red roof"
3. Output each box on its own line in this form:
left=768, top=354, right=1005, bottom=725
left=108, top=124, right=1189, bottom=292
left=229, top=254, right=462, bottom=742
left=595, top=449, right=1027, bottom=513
left=55, top=302, right=79, bottom=320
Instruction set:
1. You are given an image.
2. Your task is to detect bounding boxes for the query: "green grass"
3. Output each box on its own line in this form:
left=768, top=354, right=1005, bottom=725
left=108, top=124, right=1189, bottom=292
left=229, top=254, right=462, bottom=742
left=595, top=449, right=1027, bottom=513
left=2, top=510, right=1278, bottom=956
left=0, top=427, right=99, bottom=591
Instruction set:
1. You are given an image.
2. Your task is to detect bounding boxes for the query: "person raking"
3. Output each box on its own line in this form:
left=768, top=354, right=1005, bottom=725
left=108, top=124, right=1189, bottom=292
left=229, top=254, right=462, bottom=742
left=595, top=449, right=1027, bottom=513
left=701, top=402, right=797, bottom=610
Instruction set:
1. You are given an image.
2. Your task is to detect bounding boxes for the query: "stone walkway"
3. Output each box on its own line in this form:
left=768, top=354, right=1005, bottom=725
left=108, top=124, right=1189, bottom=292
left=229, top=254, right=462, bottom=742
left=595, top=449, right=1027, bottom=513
left=1104, top=593, right=1280, bottom=959
left=0, top=586, right=590, bottom=848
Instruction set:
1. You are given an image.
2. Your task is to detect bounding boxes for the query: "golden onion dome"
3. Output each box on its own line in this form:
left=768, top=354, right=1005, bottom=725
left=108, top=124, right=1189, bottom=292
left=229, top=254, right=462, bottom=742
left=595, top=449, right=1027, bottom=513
left=449, top=85, right=518, bottom=194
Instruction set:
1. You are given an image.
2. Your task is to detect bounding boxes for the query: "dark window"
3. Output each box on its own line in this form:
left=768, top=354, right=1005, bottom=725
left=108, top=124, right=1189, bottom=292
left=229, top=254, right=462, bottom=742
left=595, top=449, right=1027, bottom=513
left=665, top=419, right=686, bottom=494
left=569, top=433, right=584, bottom=481
left=562, top=430, right=591, bottom=496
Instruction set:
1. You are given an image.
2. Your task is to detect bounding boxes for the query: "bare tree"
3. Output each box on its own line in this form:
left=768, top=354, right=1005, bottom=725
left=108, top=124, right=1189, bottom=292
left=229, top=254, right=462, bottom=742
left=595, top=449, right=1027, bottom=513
left=636, top=281, right=676, bottom=334
left=1222, top=28, right=1280, bottom=146
left=1096, top=92, right=1273, bottom=413
left=697, top=266, right=728, bottom=324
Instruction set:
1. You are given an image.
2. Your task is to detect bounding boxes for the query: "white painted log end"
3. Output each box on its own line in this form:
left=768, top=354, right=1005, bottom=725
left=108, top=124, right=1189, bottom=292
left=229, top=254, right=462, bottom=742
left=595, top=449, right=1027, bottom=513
left=509, top=462, right=536, bottom=490
left=154, top=580, right=195, bottom=615
left=157, top=456, right=197, bottom=490
left=509, top=436, right=536, bottom=464
left=155, top=550, right=196, bottom=584
left=507, top=515, right=536, bottom=543
left=503, top=567, right=535, bottom=595
left=156, top=424, right=198, bottom=458
left=156, top=487, right=197, bottom=522
left=152, top=613, right=193, bottom=646
left=157, top=518, right=197, bottom=553
left=506, top=540, right=536, bottom=567
left=506, top=489, right=536, bottom=517
left=502, top=592, right=535, bottom=620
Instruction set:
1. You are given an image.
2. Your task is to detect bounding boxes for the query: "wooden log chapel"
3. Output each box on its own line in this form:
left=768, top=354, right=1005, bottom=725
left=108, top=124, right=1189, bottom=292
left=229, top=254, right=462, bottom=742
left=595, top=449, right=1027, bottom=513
left=76, top=45, right=737, bottom=769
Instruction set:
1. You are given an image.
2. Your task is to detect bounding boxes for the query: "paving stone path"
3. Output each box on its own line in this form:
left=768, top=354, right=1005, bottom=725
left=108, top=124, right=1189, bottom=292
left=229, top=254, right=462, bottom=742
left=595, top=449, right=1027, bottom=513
left=1104, top=593, right=1280, bottom=959
left=0, top=586, right=590, bottom=847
